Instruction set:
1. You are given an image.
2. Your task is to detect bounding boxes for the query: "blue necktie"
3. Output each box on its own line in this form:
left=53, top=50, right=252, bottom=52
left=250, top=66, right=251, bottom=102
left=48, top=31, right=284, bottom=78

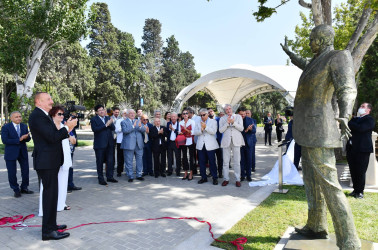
left=16, top=124, right=21, bottom=137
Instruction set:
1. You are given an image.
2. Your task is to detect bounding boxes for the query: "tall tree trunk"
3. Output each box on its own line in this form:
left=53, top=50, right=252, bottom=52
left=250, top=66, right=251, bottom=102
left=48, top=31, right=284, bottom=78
left=351, top=13, right=378, bottom=74
left=17, top=39, right=48, bottom=98
left=312, top=0, right=324, bottom=25
left=321, top=0, right=332, bottom=25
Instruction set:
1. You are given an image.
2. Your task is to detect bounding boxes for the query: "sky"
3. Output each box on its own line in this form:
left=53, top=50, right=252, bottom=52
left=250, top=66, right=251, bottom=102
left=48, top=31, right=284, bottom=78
left=84, top=0, right=345, bottom=76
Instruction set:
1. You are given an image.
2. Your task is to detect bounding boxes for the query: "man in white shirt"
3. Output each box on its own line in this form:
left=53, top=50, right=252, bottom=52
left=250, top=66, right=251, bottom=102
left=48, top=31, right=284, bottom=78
left=115, top=109, right=127, bottom=176
left=167, top=112, right=181, bottom=176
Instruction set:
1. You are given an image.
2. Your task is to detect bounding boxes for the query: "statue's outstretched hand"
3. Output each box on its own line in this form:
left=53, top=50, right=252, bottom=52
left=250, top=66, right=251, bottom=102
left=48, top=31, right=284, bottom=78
left=335, top=118, right=351, bottom=140
left=280, top=36, right=291, bottom=55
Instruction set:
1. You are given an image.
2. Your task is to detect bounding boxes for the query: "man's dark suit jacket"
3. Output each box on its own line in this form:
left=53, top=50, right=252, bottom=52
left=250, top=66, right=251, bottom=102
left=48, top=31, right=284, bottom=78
left=241, top=117, right=257, bottom=148
left=348, top=115, right=375, bottom=153
left=29, top=108, right=68, bottom=170
left=1, top=122, right=31, bottom=161
left=149, top=126, right=168, bottom=152
left=141, top=122, right=154, bottom=143
left=166, top=121, right=179, bottom=141
left=90, top=115, right=115, bottom=149
left=263, top=116, right=273, bottom=131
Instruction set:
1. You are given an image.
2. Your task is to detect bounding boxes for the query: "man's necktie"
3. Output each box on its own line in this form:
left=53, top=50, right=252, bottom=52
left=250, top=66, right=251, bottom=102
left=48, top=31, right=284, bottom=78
left=16, top=124, right=21, bottom=138
left=102, top=117, right=105, bottom=124
left=144, top=131, right=148, bottom=143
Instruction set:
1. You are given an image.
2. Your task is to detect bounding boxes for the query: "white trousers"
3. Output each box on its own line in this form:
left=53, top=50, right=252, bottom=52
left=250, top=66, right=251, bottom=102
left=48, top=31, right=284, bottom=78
left=222, top=141, right=241, bottom=182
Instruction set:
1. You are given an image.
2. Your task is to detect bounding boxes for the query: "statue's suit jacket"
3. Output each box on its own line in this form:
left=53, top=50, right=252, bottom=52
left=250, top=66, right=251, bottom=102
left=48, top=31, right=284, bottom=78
left=219, top=114, right=245, bottom=148
left=293, top=47, right=356, bottom=148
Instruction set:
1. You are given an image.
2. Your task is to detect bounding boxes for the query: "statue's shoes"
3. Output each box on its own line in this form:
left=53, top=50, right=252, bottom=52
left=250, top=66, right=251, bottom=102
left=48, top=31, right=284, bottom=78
left=295, top=226, right=329, bottom=239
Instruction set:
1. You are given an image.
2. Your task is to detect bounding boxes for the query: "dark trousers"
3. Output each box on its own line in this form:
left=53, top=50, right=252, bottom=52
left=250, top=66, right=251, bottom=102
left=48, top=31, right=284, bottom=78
left=276, top=129, right=283, bottom=142
left=265, top=129, right=272, bottom=145
left=251, top=144, right=256, bottom=171
left=68, top=152, right=75, bottom=189
left=143, top=142, right=153, bottom=174
left=180, top=144, right=195, bottom=171
left=116, top=143, right=124, bottom=174
left=94, top=144, right=114, bottom=181
left=198, top=145, right=217, bottom=180
left=216, top=140, right=223, bottom=176
left=347, top=146, right=370, bottom=193
left=240, top=145, right=253, bottom=178
left=153, top=146, right=166, bottom=175
left=5, top=153, right=29, bottom=192
left=294, top=143, right=302, bottom=169
left=36, top=168, right=59, bottom=234
left=167, top=140, right=181, bottom=174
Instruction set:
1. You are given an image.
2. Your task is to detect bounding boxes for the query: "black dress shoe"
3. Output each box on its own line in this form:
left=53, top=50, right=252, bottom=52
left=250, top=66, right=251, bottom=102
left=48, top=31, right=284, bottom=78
left=252, top=169, right=256, bottom=172
left=167, top=172, right=172, bottom=176
left=136, top=177, right=145, bottom=181
left=57, top=225, right=67, bottom=230
left=21, top=189, right=34, bottom=194
left=68, top=186, right=82, bottom=191
left=182, top=176, right=188, bottom=180
left=176, top=173, right=181, bottom=177
left=128, top=179, right=133, bottom=182
left=295, top=226, right=328, bottom=239
left=117, top=173, right=122, bottom=177
left=349, top=191, right=356, bottom=197
left=198, top=179, right=208, bottom=184
left=99, top=180, right=108, bottom=185
left=161, top=173, right=166, bottom=177
left=247, top=177, right=252, bottom=182
left=240, top=177, right=245, bottom=181
left=107, top=178, right=118, bottom=183
left=42, top=231, right=70, bottom=241
left=219, top=174, right=223, bottom=178
left=213, top=179, right=218, bottom=185
left=14, top=192, right=21, bottom=198
left=354, top=193, right=364, bottom=199
left=142, top=173, right=148, bottom=177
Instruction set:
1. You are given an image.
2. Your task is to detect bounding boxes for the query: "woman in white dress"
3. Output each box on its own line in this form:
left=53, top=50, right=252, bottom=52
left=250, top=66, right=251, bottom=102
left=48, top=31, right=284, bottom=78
left=39, top=106, right=76, bottom=216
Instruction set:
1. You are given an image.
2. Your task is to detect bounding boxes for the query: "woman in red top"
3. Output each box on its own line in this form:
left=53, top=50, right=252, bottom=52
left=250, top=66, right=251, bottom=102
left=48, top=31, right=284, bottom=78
left=178, top=110, right=196, bottom=180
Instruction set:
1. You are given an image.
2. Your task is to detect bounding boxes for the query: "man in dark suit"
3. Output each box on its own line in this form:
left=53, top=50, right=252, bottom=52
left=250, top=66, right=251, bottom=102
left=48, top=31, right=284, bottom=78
left=150, top=118, right=168, bottom=177
left=90, top=104, right=117, bottom=185
left=167, top=112, right=181, bottom=176
left=1, top=111, right=32, bottom=197
left=214, top=111, right=224, bottom=178
left=141, top=114, right=154, bottom=176
left=246, top=110, right=258, bottom=172
left=347, top=103, right=375, bottom=199
left=263, top=112, right=273, bottom=146
left=29, top=92, right=77, bottom=241
left=238, top=107, right=257, bottom=182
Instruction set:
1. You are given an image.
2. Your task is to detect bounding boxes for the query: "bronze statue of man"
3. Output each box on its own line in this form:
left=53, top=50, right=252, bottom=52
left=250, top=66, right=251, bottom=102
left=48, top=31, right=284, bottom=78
left=284, top=25, right=361, bottom=249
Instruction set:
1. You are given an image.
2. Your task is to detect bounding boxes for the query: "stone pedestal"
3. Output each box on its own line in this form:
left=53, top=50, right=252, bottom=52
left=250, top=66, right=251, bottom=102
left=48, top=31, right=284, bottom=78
left=276, top=227, right=376, bottom=250
left=365, top=132, right=378, bottom=188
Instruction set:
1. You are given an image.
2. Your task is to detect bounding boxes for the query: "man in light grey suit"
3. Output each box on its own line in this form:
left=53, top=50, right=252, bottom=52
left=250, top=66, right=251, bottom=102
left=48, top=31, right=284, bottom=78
left=219, top=104, right=244, bottom=187
left=121, top=109, right=146, bottom=182
left=193, top=108, right=219, bottom=185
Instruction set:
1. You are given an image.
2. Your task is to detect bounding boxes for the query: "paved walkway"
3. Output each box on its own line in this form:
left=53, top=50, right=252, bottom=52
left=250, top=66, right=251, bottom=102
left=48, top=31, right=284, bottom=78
left=0, top=143, right=280, bottom=250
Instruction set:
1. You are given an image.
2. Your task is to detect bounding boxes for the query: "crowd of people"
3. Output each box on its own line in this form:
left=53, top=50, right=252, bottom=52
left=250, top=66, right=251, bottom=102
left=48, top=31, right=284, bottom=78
left=1, top=91, right=374, bottom=242
left=90, top=104, right=261, bottom=187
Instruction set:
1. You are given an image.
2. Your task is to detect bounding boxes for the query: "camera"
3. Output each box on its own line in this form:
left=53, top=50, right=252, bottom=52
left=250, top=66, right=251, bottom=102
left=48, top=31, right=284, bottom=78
left=63, top=101, right=86, bottom=120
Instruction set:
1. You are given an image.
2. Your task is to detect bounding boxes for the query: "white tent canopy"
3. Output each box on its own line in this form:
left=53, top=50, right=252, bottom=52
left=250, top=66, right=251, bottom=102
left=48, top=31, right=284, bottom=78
left=171, top=64, right=302, bottom=112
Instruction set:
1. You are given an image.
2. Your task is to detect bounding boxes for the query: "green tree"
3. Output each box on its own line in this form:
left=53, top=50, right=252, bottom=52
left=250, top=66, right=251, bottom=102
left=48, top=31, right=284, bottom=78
left=0, top=0, right=91, bottom=99
left=87, top=2, right=124, bottom=107
left=141, top=18, right=163, bottom=56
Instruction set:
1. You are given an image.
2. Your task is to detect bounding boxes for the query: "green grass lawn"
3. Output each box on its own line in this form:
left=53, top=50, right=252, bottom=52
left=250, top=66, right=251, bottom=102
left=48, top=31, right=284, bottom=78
left=0, top=138, right=93, bottom=154
left=212, top=185, right=378, bottom=250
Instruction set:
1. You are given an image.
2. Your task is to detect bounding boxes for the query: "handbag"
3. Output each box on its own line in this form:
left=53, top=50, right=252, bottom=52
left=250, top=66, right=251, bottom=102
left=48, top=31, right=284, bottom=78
left=175, top=134, right=187, bottom=148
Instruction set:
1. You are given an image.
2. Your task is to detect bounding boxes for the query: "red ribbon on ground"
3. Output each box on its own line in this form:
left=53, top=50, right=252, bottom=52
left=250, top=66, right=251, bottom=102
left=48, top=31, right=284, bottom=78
left=0, top=214, right=248, bottom=249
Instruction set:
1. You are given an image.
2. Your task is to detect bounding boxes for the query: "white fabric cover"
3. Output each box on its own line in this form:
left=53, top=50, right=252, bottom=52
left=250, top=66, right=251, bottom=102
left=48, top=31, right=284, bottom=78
left=249, top=139, right=303, bottom=187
